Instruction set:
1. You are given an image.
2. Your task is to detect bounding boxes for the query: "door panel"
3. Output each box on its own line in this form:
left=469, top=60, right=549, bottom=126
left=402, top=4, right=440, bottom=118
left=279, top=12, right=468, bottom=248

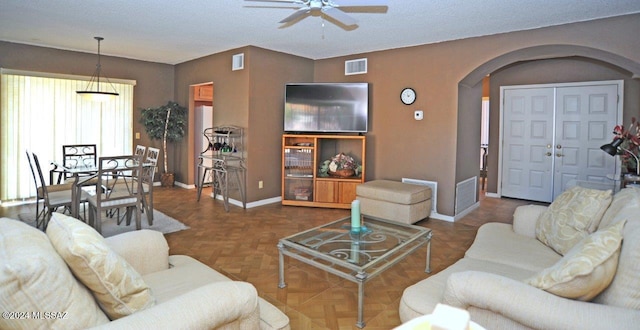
left=501, top=82, right=620, bottom=203
left=553, top=84, right=619, bottom=197
left=501, top=88, right=555, bottom=202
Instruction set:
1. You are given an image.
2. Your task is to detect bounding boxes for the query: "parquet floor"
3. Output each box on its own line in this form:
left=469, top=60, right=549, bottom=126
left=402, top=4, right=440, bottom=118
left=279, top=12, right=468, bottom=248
left=0, top=185, right=540, bottom=329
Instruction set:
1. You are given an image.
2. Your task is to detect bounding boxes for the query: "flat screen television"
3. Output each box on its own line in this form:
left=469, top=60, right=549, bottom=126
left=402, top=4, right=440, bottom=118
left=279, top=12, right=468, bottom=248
left=284, top=83, right=368, bottom=133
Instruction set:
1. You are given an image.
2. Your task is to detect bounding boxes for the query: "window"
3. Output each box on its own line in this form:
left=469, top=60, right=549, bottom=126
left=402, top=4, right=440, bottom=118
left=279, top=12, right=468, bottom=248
left=0, top=69, right=136, bottom=202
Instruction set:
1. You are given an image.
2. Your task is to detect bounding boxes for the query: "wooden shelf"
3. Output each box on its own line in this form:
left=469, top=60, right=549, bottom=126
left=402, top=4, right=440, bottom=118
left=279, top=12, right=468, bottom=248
left=282, top=134, right=365, bottom=209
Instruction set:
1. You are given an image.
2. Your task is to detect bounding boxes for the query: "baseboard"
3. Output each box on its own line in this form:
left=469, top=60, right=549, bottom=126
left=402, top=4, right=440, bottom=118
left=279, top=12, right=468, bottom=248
left=174, top=181, right=194, bottom=189
left=209, top=193, right=281, bottom=209
left=172, top=181, right=281, bottom=209
left=427, top=201, right=480, bottom=222
left=453, top=201, right=480, bottom=221
left=153, top=181, right=194, bottom=189
left=429, top=211, right=454, bottom=222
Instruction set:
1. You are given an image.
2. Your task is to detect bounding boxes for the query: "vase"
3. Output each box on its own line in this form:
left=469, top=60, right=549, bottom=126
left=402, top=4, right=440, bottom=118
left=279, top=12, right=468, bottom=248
left=161, top=173, right=175, bottom=187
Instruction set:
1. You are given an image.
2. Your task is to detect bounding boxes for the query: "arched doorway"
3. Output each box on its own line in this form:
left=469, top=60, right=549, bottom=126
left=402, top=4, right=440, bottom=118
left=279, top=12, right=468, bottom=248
left=456, top=44, right=640, bottom=205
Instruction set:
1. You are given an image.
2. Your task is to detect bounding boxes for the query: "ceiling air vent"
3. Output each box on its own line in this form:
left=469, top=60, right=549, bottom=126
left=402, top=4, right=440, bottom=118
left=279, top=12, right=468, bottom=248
left=232, top=53, right=244, bottom=71
left=345, top=58, right=367, bottom=75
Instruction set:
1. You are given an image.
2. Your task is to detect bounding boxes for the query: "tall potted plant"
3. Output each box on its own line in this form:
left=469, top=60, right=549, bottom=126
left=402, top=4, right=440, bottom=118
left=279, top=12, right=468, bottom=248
left=139, top=101, right=187, bottom=186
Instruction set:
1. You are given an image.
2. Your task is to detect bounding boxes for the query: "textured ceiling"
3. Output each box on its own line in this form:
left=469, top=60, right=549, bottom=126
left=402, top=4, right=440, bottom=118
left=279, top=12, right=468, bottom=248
left=1, top=0, right=639, bottom=65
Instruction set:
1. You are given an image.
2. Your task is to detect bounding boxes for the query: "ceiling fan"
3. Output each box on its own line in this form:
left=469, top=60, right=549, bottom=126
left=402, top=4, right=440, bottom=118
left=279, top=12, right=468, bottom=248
left=244, top=0, right=388, bottom=27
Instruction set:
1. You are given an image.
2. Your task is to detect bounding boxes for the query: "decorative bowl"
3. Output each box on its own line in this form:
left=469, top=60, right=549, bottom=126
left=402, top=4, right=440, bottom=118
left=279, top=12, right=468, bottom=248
left=328, top=169, right=355, bottom=178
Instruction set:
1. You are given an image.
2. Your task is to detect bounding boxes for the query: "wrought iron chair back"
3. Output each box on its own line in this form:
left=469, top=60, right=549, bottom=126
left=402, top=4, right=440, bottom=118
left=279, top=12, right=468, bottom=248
left=87, top=155, right=144, bottom=234
left=58, top=144, right=97, bottom=183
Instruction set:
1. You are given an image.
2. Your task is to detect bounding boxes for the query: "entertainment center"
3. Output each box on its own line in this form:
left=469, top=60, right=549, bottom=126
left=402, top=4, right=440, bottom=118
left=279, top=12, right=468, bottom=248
left=281, top=82, right=369, bottom=209
left=282, top=134, right=365, bottom=208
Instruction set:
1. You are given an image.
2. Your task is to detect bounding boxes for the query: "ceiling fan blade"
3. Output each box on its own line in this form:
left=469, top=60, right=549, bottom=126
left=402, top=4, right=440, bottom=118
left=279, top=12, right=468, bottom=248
left=330, top=0, right=388, bottom=7
left=244, top=4, right=301, bottom=9
left=279, top=7, right=311, bottom=23
left=322, top=7, right=357, bottom=26
left=244, top=0, right=301, bottom=3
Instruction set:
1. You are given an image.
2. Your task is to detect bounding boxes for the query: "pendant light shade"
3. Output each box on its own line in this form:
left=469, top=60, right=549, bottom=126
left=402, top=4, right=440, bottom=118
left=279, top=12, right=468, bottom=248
left=77, top=37, right=119, bottom=101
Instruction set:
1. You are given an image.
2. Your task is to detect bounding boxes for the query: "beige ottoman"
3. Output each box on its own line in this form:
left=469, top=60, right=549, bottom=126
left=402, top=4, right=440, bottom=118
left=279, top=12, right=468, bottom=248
left=356, top=180, right=432, bottom=224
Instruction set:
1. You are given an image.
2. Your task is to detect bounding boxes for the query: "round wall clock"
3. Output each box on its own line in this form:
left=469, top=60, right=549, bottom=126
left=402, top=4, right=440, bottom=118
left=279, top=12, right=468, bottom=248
left=400, top=87, right=416, bottom=105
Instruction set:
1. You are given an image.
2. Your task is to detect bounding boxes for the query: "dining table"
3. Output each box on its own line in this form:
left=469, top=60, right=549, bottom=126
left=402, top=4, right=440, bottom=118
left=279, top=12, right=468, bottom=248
left=51, top=157, right=155, bottom=219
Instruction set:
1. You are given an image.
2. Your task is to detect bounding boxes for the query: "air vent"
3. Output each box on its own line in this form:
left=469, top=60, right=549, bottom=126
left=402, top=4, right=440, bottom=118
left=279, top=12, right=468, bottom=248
left=345, top=58, right=367, bottom=75
left=232, top=53, right=244, bottom=71
left=455, top=177, right=477, bottom=215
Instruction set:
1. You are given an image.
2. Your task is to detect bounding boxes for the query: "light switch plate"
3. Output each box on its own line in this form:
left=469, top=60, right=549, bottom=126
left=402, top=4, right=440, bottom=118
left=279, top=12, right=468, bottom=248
left=414, top=110, right=424, bottom=120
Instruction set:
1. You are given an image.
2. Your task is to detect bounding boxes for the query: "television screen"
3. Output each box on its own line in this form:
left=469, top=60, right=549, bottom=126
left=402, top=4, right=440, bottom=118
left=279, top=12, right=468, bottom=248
left=284, top=83, right=368, bottom=133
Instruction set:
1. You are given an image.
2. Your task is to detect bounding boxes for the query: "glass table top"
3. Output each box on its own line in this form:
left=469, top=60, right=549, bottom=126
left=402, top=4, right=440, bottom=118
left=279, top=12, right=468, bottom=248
left=280, top=215, right=431, bottom=268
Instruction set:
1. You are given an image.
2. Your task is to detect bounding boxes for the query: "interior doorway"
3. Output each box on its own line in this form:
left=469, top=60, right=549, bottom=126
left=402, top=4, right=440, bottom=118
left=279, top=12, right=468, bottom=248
left=191, top=82, right=213, bottom=185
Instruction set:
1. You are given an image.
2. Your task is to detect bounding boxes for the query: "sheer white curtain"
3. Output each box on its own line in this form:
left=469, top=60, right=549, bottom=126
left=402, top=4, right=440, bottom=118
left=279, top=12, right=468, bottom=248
left=0, top=70, right=135, bottom=202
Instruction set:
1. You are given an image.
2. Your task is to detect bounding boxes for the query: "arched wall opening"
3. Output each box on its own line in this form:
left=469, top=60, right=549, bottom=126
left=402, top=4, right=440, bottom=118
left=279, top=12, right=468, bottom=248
left=456, top=44, right=640, bottom=208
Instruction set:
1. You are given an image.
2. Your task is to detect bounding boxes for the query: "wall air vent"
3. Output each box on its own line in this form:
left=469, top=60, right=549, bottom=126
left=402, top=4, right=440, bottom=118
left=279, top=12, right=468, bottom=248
left=455, top=176, right=477, bottom=215
left=232, top=53, right=244, bottom=71
left=345, top=58, right=367, bottom=75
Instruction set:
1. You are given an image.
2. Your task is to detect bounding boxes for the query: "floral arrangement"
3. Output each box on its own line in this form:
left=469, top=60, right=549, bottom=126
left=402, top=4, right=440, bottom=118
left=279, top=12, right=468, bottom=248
left=319, top=153, right=361, bottom=177
left=612, top=117, right=640, bottom=172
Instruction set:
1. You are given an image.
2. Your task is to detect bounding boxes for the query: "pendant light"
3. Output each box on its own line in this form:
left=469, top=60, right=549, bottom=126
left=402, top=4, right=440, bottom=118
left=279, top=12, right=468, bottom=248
left=76, top=36, right=119, bottom=102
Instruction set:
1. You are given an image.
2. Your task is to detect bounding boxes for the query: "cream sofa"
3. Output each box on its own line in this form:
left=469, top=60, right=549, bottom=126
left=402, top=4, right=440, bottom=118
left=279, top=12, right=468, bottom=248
left=0, top=213, right=290, bottom=330
left=400, top=186, right=640, bottom=329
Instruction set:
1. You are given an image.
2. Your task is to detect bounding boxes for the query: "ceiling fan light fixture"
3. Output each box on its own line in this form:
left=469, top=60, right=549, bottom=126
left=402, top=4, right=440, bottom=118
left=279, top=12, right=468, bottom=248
left=77, top=36, right=119, bottom=102
left=244, top=0, right=387, bottom=28
left=310, top=0, right=322, bottom=9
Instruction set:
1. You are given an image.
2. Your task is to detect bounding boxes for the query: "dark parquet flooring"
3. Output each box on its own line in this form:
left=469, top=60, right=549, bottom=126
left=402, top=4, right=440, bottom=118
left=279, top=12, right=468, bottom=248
left=0, top=183, right=539, bottom=329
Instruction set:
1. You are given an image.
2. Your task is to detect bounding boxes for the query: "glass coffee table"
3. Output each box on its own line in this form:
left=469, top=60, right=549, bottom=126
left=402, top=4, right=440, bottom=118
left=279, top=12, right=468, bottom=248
left=277, top=215, right=432, bottom=328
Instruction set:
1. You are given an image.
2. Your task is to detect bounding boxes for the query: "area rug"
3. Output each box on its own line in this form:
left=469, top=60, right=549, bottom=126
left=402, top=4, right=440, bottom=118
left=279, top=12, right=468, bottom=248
left=18, top=208, right=190, bottom=237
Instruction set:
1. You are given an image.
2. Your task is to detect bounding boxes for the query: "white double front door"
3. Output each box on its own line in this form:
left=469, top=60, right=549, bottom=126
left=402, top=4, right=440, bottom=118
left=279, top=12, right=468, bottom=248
left=500, top=81, right=622, bottom=203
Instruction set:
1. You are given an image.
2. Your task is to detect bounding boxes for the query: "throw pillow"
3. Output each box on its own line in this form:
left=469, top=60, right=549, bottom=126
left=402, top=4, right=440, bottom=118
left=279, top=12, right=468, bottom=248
left=525, top=220, right=625, bottom=301
left=46, top=213, right=155, bottom=320
left=0, top=217, right=109, bottom=329
left=536, top=186, right=612, bottom=255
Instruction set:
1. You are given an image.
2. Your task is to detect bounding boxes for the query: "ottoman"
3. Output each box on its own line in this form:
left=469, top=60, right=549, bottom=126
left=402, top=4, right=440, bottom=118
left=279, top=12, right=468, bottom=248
left=356, top=180, right=432, bottom=224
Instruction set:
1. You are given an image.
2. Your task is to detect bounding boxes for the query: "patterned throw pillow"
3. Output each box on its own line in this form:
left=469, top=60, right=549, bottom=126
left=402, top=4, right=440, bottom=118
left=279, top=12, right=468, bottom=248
left=525, top=220, right=625, bottom=301
left=536, top=186, right=612, bottom=255
left=0, top=218, right=109, bottom=329
left=46, top=213, right=155, bottom=320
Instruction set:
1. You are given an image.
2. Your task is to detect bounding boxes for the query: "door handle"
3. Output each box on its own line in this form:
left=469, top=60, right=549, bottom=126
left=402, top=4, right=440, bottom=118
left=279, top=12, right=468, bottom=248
left=546, top=152, right=552, bottom=156
left=556, top=153, right=564, bottom=157
left=556, top=144, right=562, bottom=149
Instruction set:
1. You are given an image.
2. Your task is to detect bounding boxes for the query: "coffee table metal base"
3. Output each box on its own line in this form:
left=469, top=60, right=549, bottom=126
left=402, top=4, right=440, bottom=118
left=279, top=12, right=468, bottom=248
left=277, top=217, right=432, bottom=328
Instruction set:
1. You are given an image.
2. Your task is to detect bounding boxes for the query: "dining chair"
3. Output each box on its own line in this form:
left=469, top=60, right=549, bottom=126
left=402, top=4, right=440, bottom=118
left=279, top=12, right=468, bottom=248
left=87, top=155, right=144, bottom=235
left=114, top=147, right=158, bottom=226
left=135, top=145, right=147, bottom=158
left=26, top=151, right=86, bottom=230
left=140, top=147, right=159, bottom=223
left=27, top=150, right=70, bottom=225
left=55, top=144, right=98, bottom=184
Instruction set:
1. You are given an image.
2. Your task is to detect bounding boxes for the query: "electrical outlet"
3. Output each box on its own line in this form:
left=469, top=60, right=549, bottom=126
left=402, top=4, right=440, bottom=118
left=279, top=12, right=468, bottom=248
left=135, top=132, right=140, bottom=139
left=258, top=180, right=264, bottom=189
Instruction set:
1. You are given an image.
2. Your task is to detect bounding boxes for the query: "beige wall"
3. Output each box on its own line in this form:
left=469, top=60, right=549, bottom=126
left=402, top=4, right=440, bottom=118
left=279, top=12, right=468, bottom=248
left=2, top=13, right=640, bottom=216
left=311, top=13, right=640, bottom=216
left=173, top=46, right=314, bottom=202
left=246, top=47, right=314, bottom=201
left=173, top=47, right=251, bottom=188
